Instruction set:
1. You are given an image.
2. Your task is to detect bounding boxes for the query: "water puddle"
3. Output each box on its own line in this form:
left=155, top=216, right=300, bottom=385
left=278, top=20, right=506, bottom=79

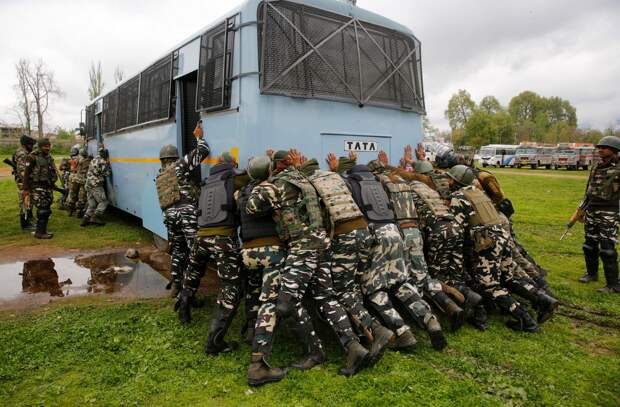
left=0, top=252, right=170, bottom=307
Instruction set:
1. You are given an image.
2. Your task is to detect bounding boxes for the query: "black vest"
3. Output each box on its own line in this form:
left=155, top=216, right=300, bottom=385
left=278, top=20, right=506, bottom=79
left=197, top=163, right=236, bottom=228
left=346, top=164, right=394, bottom=224
left=238, top=182, right=278, bottom=242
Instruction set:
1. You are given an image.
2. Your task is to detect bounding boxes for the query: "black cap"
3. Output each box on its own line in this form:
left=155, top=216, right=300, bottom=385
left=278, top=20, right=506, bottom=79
left=20, top=135, right=35, bottom=146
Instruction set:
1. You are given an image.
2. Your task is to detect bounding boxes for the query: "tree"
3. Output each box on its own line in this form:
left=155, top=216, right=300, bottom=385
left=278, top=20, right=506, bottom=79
left=479, top=96, right=503, bottom=114
left=445, top=89, right=476, bottom=130
left=508, top=91, right=544, bottom=124
left=114, top=66, right=124, bottom=84
left=88, top=61, right=104, bottom=100
left=21, top=59, right=63, bottom=137
left=13, top=59, right=34, bottom=135
left=422, top=116, right=439, bottom=140
left=462, top=110, right=515, bottom=147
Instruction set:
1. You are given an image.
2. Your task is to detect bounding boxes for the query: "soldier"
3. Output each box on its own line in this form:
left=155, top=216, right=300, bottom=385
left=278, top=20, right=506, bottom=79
left=12, top=135, right=36, bottom=230
left=178, top=151, right=248, bottom=356
left=22, top=138, right=59, bottom=239
left=239, top=155, right=287, bottom=386
left=247, top=150, right=370, bottom=377
left=578, top=136, right=620, bottom=293
left=344, top=162, right=447, bottom=350
left=58, top=145, right=80, bottom=211
left=446, top=165, right=558, bottom=332
left=367, top=158, right=465, bottom=332
left=81, top=146, right=112, bottom=226
left=67, top=148, right=91, bottom=218
left=155, top=122, right=210, bottom=298
left=301, top=157, right=394, bottom=366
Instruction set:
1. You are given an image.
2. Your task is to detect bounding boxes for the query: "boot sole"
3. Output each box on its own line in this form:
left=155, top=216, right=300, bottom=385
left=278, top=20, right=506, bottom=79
left=537, top=302, right=559, bottom=324
left=248, top=373, right=287, bottom=387
left=429, top=330, right=447, bottom=350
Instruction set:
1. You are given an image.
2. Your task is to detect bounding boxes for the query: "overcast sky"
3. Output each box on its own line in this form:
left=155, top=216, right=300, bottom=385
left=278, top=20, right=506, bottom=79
left=0, top=0, right=618, bottom=132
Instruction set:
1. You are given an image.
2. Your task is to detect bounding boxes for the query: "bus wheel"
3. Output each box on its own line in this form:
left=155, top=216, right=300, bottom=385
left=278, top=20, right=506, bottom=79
left=153, top=233, right=170, bottom=253
left=582, top=165, right=588, bottom=170
left=546, top=165, right=551, bottom=169
left=482, top=163, right=487, bottom=168
left=532, top=164, right=538, bottom=169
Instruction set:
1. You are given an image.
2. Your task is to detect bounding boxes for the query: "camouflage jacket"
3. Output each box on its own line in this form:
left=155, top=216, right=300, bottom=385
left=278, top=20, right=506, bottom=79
left=86, top=157, right=112, bottom=188
left=23, top=151, right=58, bottom=191
left=13, top=146, right=30, bottom=186
left=448, top=186, right=477, bottom=231
left=70, top=156, right=92, bottom=184
left=175, top=137, right=210, bottom=203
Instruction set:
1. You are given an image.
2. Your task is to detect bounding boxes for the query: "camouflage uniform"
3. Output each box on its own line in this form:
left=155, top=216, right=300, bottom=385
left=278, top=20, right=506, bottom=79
left=84, top=156, right=112, bottom=219
left=13, top=146, right=34, bottom=225
left=159, top=138, right=210, bottom=290
left=23, top=149, right=58, bottom=237
left=58, top=158, right=72, bottom=208
left=67, top=155, right=91, bottom=216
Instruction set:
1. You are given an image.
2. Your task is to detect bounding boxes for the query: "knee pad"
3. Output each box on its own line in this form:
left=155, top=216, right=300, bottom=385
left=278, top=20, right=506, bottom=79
left=38, top=209, right=51, bottom=220
left=276, top=293, right=296, bottom=319
left=600, top=248, right=618, bottom=261
left=582, top=243, right=598, bottom=255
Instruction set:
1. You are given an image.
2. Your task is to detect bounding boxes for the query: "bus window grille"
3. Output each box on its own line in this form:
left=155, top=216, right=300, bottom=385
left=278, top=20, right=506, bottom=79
left=258, top=0, right=425, bottom=113
left=116, top=75, right=140, bottom=130
left=102, top=90, right=118, bottom=134
left=85, top=103, right=96, bottom=140
left=138, top=56, right=173, bottom=124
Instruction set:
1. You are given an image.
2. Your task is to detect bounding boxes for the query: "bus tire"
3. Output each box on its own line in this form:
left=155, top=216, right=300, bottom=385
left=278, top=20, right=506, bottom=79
left=582, top=165, right=588, bottom=170
left=545, top=164, right=551, bottom=169
left=482, top=163, right=487, bottom=168
left=532, top=163, right=538, bottom=169
left=153, top=233, right=170, bottom=253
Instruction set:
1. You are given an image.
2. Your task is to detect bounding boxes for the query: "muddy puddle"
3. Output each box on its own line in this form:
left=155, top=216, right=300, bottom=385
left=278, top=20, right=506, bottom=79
left=0, top=251, right=170, bottom=307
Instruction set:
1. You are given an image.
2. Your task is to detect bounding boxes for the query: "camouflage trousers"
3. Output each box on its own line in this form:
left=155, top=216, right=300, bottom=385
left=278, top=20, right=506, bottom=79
left=163, top=204, right=198, bottom=289
left=327, top=228, right=376, bottom=333
left=584, top=209, right=619, bottom=256
left=59, top=171, right=71, bottom=206
left=401, top=227, right=443, bottom=298
left=242, top=246, right=286, bottom=355
left=185, top=235, right=241, bottom=311
left=84, top=185, right=108, bottom=218
left=15, top=181, right=28, bottom=217
left=30, top=187, right=53, bottom=221
left=67, top=181, right=87, bottom=214
left=425, top=220, right=468, bottom=286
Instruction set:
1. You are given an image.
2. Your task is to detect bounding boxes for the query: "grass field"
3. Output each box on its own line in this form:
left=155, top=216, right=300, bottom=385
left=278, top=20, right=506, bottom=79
left=0, top=170, right=619, bottom=407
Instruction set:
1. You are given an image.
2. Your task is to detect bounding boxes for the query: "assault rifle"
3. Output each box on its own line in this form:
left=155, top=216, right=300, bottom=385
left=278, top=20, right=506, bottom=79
left=560, top=198, right=590, bottom=241
left=3, top=158, right=65, bottom=195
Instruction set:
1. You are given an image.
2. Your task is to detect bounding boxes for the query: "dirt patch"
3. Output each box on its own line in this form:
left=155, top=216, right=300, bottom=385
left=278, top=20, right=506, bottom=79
left=575, top=338, right=617, bottom=357
left=0, top=167, right=12, bottom=180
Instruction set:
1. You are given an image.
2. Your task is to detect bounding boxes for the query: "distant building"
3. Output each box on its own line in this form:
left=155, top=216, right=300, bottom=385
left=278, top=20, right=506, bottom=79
left=0, top=125, right=25, bottom=138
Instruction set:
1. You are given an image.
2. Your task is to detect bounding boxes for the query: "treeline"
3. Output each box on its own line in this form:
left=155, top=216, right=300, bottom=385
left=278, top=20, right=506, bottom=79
left=440, top=89, right=618, bottom=147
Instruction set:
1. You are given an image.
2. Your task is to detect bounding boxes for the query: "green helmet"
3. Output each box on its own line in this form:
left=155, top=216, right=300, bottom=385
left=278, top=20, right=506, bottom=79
left=248, top=155, right=271, bottom=181
left=159, top=144, right=179, bottom=160
left=415, top=160, right=433, bottom=174
left=596, top=136, right=620, bottom=152
left=79, top=147, right=88, bottom=157
left=447, top=165, right=475, bottom=186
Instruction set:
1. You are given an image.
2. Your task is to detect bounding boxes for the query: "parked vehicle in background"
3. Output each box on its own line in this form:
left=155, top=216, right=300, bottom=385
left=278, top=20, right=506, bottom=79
left=576, top=146, right=598, bottom=170
left=514, top=147, right=539, bottom=168
left=478, top=144, right=518, bottom=167
left=553, top=146, right=598, bottom=170
left=536, top=147, right=554, bottom=169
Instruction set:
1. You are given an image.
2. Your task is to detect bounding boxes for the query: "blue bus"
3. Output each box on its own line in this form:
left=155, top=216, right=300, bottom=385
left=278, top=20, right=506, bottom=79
left=83, top=0, right=426, bottom=240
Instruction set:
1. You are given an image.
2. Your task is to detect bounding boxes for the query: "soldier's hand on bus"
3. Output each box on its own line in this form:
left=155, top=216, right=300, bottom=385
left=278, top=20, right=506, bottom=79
left=378, top=150, right=389, bottom=166
left=289, top=149, right=303, bottom=168
left=348, top=150, right=357, bottom=163
left=193, top=121, right=203, bottom=139
left=403, top=144, right=414, bottom=164
left=326, top=152, right=338, bottom=172
left=415, top=143, right=426, bottom=160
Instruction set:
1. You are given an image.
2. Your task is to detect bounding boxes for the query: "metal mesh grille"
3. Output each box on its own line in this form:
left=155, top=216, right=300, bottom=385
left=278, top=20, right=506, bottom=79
left=116, top=75, right=139, bottom=130
left=196, top=19, right=235, bottom=112
left=85, top=104, right=96, bottom=140
left=102, top=90, right=118, bottom=134
left=138, top=56, right=172, bottom=123
left=259, top=1, right=424, bottom=113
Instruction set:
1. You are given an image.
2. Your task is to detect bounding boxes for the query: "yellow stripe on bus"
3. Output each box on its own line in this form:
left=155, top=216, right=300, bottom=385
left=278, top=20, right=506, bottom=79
left=110, top=147, right=239, bottom=165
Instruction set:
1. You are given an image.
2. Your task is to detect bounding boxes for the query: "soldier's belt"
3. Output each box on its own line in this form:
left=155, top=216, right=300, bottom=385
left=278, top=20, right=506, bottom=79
left=334, top=217, right=368, bottom=236
left=399, top=220, right=419, bottom=229
left=242, top=236, right=283, bottom=249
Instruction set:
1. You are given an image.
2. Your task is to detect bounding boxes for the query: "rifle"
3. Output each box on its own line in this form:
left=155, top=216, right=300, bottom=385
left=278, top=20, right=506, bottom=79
left=560, top=198, right=589, bottom=241
left=3, top=158, right=16, bottom=175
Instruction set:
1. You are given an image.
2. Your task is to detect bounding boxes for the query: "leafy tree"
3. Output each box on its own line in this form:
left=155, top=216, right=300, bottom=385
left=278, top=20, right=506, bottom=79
left=422, top=116, right=439, bottom=140
left=479, top=96, right=503, bottom=114
left=508, top=91, right=543, bottom=124
left=445, top=89, right=476, bottom=130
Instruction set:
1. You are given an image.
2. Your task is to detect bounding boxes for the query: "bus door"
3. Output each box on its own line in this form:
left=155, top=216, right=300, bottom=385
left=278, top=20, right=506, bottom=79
left=320, top=133, right=392, bottom=168
left=178, top=71, right=201, bottom=181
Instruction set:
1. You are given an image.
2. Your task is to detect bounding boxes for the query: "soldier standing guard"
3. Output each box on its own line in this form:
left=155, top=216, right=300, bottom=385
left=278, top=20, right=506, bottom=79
left=578, top=136, right=620, bottom=293
left=67, top=148, right=91, bottom=218
left=12, top=135, right=36, bottom=230
left=22, top=138, right=59, bottom=239
left=81, top=146, right=112, bottom=226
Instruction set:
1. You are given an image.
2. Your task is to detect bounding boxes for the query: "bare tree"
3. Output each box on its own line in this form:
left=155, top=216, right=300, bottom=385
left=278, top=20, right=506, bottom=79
left=14, top=59, right=34, bottom=135
left=88, top=60, right=104, bottom=100
left=114, top=66, right=124, bottom=84
left=22, top=59, right=63, bottom=137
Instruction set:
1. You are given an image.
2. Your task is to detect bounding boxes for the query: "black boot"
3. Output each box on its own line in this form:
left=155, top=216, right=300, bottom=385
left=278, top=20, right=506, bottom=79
left=204, top=306, right=238, bottom=355
left=469, top=305, right=489, bottom=331
left=338, top=340, right=370, bottom=377
left=248, top=353, right=287, bottom=387
left=90, top=214, right=105, bottom=226
left=506, top=306, right=540, bottom=333
left=174, top=289, right=192, bottom=324
left=34, top=214, right=53, bottom=239
left=433, top=291, right=465, bottom=332
left=391, top=329, right=417, bottom=352
left=425, top=316, right=447, bottom=350
left=598, top=249, right=620, bottom=293
left=20, top=214, right=35, bottom=230
left=579, top=243, right=599, bottom=283
left=289, top=321, right=326, bottom=370
left=534, top=290, right=559, bottom=323
left=367, top=321, right=393, bottom=366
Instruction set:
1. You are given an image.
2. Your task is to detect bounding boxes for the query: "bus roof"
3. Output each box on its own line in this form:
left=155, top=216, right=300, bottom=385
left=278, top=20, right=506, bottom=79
left=90, top=0, right=418, bottom=104
left=480, top=144, right=519, bottom=149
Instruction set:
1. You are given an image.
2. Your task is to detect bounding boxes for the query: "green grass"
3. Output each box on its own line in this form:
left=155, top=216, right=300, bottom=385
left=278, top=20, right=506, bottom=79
left=0, top=171, right=619, bottom=406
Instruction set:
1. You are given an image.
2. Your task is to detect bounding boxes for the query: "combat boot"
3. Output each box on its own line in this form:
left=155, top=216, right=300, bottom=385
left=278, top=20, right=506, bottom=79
left=391, top=329, right=417, bottom=352
left=433, top=291, right=465, bottom=332
left=80, top=216, right=91, bottom=227
left=90, top=214, right=105, bottom=226
left=598, top=250, right=620, bottom=293
left=205, top=307, right=238, bottom=355
left=20, top=214, right=35, bottom=231
left=174, top=290, right=192, bottom=324
left=247, top=353, right=287, bottom=387
left=367, top=321, right=393, bottom=366
left=579, top=244, right=599, bottom=283
left=506, top=306, right=540, bottom=333
left=468, top=305, right=489, bottom=331
left=425, top=316, right=447, bottom=350
left=338, top=340, right=370, bottom=377
left=33, top=216, right=53, bottom=239
left=534, top=290, right=559, bottom=323
left=290, top=323, right=326, bottom=370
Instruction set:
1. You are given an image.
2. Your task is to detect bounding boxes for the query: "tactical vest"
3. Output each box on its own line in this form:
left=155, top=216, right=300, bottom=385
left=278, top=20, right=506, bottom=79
left=409, top=181, right=453, bottom=220
left=307, top=170, right=362, bottom=226
left=30, top=153, right=57, bottom=185
left=474, top=169, right=505, bottom=204
left=77, top=157, right=91, bottom=177
left=347, top=165, right=394, bottom=223
left=274, top=169, right=324, bottom=241
left=377, top=174, right=418, bottom=223
left=197, top=164, right=236, bottom=228
left=238, top=183, right=278, bottom=241
left=430, top=172, right=451, bottom=199
left=155, top=164, right=182, bottom=210
left=462, top=188, right=502, bottom=226
left=586, top=162, right=620, bottom=203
